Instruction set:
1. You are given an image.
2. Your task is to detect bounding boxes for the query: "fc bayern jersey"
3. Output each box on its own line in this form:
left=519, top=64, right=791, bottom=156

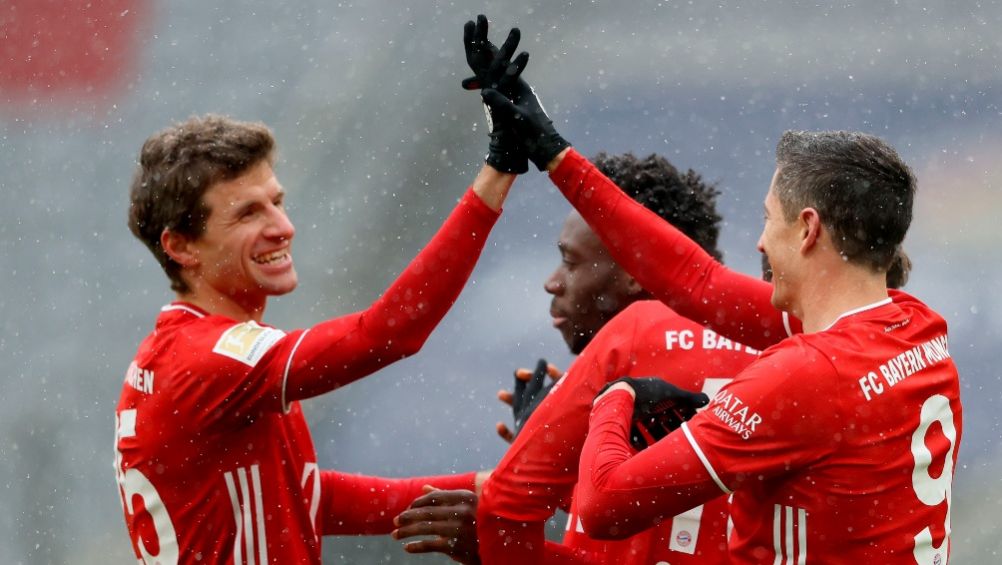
left=686, top=295, right=962, bottom=564
left=114, top=187, right=498, bottom=564
left=580, top=294, right=961, bottom=565
left=115, top=304, right=479, bottom=564
left=115, top=303, right=328, bottom=564
left=478, top=300, right=758, bottom=564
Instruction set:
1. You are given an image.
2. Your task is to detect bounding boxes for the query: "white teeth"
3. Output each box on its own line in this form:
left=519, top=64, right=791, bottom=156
left=254, top=251, right=287, bottom=264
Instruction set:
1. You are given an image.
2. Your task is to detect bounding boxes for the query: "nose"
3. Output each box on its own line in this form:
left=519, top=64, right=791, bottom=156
left=756, top=232, right=766, bottom=254
left=544, top=268, right=563, bottom=296
left=266, top=205, right=296, bottom=242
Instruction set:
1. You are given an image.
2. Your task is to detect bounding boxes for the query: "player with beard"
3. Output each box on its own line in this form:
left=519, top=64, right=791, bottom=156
left=393, top=138, right=754, bottom=565
left=475, top=29, right=961, bottom=561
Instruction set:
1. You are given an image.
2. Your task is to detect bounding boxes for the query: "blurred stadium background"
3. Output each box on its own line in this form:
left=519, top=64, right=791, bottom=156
left=1, top=0, right=999, bottom=562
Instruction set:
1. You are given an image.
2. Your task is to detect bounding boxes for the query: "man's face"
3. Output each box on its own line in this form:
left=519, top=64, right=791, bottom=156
left=757, top=168, right=801, bottom=312
left=545, top=211, right=638, bottom=354
left=186, top=160, right=297, bottom=307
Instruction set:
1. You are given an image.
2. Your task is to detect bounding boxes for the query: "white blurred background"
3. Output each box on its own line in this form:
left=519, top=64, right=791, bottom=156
left=1, top=0, right=999, bottom=562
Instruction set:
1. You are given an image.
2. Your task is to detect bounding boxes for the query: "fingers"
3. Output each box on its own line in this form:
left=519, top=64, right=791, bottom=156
left=400, top=537, right=457, bottom=554
left=481, top=89, right=518, bottom=116
left=393, top=518, right=461, bottom=539
left=526, top=358, right=548, bottom=397
left=463, top=19, right=475, bottom=48
left=406, top=488, right=477, bottom=510
left=514, top=367, right=534, bottom=381
left=511, top=367, right=527, bottom=408
left=494, top=28, right=521, bottom=72
left=547, top=363, right=564, bottom=381
left=497, top=389, right=513, bottom=406
left=693, top=392, right=710, bottom=408
left=461, top=76, right=482, bottom=90
left=497, top=52, right=529, bottom=88
left=476, top=14, right=488, bottom=42
left=496, top=422, right=514, bottom=443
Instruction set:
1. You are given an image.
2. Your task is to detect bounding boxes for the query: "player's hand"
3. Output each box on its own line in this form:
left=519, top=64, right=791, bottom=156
left=496, top=359, right=563, bottom=443
left=462, top=14, right=528, bottom=93
left=481, top=82, right=571, bottom=171
left=596, top=377, right=710, bottom=450
left=462, top=15, right=531, bottom=174
left=392, top=486, right=480, bottom=565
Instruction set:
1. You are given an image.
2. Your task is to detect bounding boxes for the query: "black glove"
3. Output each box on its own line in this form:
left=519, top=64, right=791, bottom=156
left=511, top=358, right=555, bottom=436
left=481, top=82, right=571, bottom=171
left=597, top=377, right=710, bottom=451
left=461, top=15, right=530, bottom=174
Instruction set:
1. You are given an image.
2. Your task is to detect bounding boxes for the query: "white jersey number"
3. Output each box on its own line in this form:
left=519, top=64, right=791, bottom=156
left=910, top=394, right=956, bottom=565
left=115, top=409, right=179, bottom=565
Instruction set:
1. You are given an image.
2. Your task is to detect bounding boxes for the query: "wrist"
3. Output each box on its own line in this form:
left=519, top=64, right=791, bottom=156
left=472, top=165, right=516, bottom=212
left=594, top=381, right=635, bottom=405
left=545, top=147, right=572, bottom=173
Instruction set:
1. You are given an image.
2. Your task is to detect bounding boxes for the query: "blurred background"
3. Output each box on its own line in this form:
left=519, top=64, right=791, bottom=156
left=2, top=0, right=1000, bottom=562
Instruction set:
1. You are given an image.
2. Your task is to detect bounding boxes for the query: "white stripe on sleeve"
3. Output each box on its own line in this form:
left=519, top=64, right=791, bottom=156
left=680, top=422, right=732, bottom=494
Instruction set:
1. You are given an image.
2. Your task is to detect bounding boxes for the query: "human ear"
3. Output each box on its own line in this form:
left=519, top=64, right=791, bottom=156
left=798, top=208, right=822, bottom=254
left=161, top=228, right=199, bottom=267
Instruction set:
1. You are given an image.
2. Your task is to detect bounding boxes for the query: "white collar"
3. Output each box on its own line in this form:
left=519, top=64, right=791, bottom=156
left=820, top=297, right=892, bottom=332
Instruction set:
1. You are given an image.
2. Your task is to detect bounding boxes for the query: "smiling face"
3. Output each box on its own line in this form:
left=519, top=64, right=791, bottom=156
left=544, top=211, right=640, bottom=354
left=180, top=160, right=297, bottom=314
left=757, top=168, right=802, bottom=313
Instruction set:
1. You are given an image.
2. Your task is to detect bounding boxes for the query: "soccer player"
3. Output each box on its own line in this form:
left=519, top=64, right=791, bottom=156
left=395, top=152, right=754, bottom=565
left=115, top=114, right=517, bottom=563
left=475, top=21, right=960, bottom=565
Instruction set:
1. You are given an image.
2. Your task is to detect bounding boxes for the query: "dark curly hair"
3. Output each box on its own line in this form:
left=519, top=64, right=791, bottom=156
left=592, top=152, right=723, bottom=261
left=128, top=115, right=275, bottom=293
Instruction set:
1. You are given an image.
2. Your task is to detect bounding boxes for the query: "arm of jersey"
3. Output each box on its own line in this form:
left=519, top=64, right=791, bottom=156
left=549, top=149, right=800, bottom=350
left=575, top=390, right=725, bottom=540
left=476, top=318, right=638, bottom=565
left=282, top=187, right=500, bottom=402
left=318, top=470, right=477, bottom=536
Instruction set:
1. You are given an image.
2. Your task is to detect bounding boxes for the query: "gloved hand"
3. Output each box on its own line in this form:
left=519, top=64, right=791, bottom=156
left=597, top=376, right=710, bottom=450
left=481, top=82, right=571, bottom=171
left=511, top=358, right=557, bottom=436
left=461, top=14, right=530, bottom=173
left=496, top=360, right=563, bottom=443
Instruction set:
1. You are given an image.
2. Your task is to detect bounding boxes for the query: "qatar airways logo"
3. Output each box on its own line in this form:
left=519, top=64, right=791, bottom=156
left=709, top=389, right=762, bottom=440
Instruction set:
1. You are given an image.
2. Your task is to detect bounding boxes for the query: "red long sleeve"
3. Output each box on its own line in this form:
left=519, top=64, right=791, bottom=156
left=283, top=188, right=500, bottom=401
left=575, top=391, right=722, bottom=541
left=550, top=149, right=798, bottom=350
left=318, top=470, right=477, bottom=535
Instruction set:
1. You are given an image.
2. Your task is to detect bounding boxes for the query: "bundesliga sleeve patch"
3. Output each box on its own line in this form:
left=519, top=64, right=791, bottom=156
left=212, top=321, right=287, bottom=367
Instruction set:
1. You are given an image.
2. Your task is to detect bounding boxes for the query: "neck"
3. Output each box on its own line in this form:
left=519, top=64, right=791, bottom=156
left=177, top=283, right=267, bottom=323
left=792, top=261, right=889, bottom=333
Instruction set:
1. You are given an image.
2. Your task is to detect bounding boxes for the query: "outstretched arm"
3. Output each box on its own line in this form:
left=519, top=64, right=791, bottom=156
left=547, top=148, right=797, bottom=351
left=479, top=64, right=798, bottom=350
left=281, top=166, right=514, bottom=402
left=318, top=470, right=479, bottom=536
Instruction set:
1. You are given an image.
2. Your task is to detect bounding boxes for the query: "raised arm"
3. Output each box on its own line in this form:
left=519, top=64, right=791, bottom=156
left=546, top=149, right=793, bottom=350
left=478, top=65, right=799, bottom=350
left=282, top=168, right=513, bottom=402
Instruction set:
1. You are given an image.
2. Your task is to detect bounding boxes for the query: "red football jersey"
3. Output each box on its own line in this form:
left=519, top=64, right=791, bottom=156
left=477, top=300, right=758, bottom=564
left=579, top=296, right=961, bottom=564
left=115, top=188, right=498, bottom=564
